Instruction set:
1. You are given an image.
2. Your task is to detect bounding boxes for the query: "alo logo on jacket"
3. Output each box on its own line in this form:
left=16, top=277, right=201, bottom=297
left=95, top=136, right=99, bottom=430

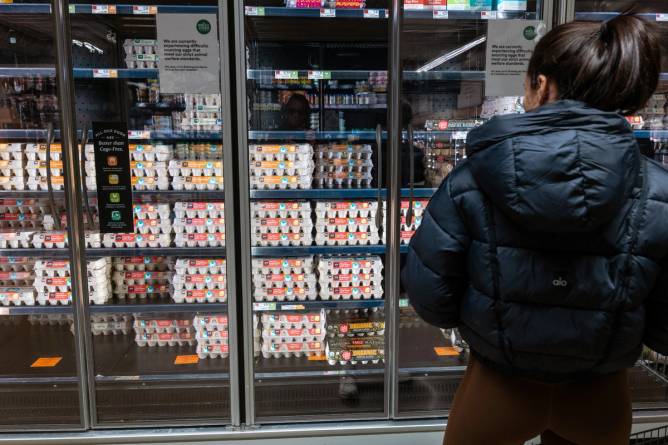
left=552, top=277, right=568, bottom=287
left=552, top=270, right=570, bottom=289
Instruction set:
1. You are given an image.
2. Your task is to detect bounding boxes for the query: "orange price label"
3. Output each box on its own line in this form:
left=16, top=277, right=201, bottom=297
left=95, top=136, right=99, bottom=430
left=307, top=354, right=327, bottom=361
left=174, top=355, right=199, bottom=365
left=434, top=346, right=459, bottom=357
left=31, top=357, right=62, bottom=368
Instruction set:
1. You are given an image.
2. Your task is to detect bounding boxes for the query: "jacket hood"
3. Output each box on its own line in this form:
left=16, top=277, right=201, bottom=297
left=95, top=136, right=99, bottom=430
left=466, top=100, right=640, bottom=233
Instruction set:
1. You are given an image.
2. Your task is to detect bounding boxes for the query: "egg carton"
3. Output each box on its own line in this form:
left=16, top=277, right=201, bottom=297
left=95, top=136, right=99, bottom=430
left=194, top=314, right=228, bottom=329
left=135, top=332, right=195, bottom=347
left=125, top=59, right=158, bottom=70
left=173, top=273, right=226, bottom=291
left=33, top=260, right=70, bottom=277
left=326, top=309, right=385, bottom=337
left=319, top=271, right=378, bottom=288
left=133, top=316, right=193, bottom=332
left=134, top=218, right=172, bottom=235
left=196, top=342, right=229, bottom=359
left=168, top=160, right=223, bottom=177
left=315, top=232, right=380, bottom=246
left=314, top=172, right=373, bottom=189
left=0, top=287, right=36, bottom=306
left=251, top=257, right=314, bottom=275
left=31, top=231, right=67, bottom=248
left=0, top=270, right=33, bottom=286
left=112, top=270, right=171, bottom=286
left=102, top=233, right=171, bottom=248
left=174, top=232, right=225, bottom=248
left=132, top=176, right=170, bottom=191
left=252, top=232, right=313, bottom=247
left=315, top=143, right=372, bottom=159
left=252, top=217, right=312, bottom=234
left=250, top=175, right=312, bottom=190
left=320, top=285, right=383, bottom=301
left=25, top=160, right=64, bottom=177
left=113, top=256, right=170, bottom=272
left=174, top=142, right=222, bottom=160
left=315, top=158, right=374, bottom=173
left=29, top=313, right=73, bottom=326
left=32, top=276, right=72, bottom=292
left=173, top=202, right=225, bottom=219
left=252, top=272, right=316, bottom=289
left=172, top=217, right=225, bottom=234
left=401, top=231, right=416, bottom=245
left=133, top=203, right=171, bottom=220
left=400, top=199, right=429, bottom=217
left=249, top=144, right=313, bottom=162
left=195, top=328, right=229, bottom=343
left=0, top=257, right=33, bottom=272
left=0, top=231, right=32, bottom=248
left=0, top=143, right=25, bottom=161
left=315, top=217, right=377, bottom=233
left=314, top=201, right=382, bottom=219
left=0, top=199, right=42, bottom=214
left=260, top=311, right=325, bottom=330
left=261, top=340, right=324, bottom=359
left=262, top=326, right=326, bottom=343
left=316, top=256, right=383, bottom=275
left=27, top=176, right=64, bottom=191
left=24, top=143, right=63, bottom=161
left=0, top=176, right=25, bottom=191
left=174, top=258, right=226, bottom=275
left=35, top=291, right=72, bottom=305
left=115, top=284, right=171, bottom=299
left=251, top=201, right=311, bottom=219
left=0, top=160, right=24, bottom=177
left=123, top=38, right=157, bottom=53
left=326, top=336, right=384, bottom=365
left=171, top=175, right=224, bottom=191
left=0, top=216, right=43, bottom=230
left=400, top=214, right=423, bottom=232
left=130, top=144, right=172, bottom=162
left=253, top=286, right=318, bottom=302
left=91, top=319, right=133, bottom=336
left=172, top=288, right=226, bottom=304
left=250, top=160, right=314, bottom=177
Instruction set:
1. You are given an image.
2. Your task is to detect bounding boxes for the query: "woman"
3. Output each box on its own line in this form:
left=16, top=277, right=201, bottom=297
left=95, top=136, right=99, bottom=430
left=401, top=14, right=665, bottom=445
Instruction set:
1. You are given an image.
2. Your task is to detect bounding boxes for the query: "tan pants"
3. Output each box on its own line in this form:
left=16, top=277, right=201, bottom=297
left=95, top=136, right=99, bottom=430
left=444, top=356, right=631, bottom=445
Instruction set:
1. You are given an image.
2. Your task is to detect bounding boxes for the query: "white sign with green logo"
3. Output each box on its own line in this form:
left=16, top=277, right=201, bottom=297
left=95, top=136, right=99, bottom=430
left=156, top=13, right=220, bottom=94
left=484, top=20, right=545, bottom=97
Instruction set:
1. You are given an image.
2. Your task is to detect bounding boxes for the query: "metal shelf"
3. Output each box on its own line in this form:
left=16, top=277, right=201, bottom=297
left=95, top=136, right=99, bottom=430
left=252, top=299, right=384, bottom=312
left=252, top=245, right=387, bottom=256
left=247, top=70, right=384, bottom=81
left=574, top=12, right=668, bottom=22
left=0, top=305, right=73, bottom=316
left=248, top=130, right=380, bottom=140
left=86, top=248, right=226, bottom=258
left=250, top=188, right=436, bottom=199
left=69, top=4, right=217, bottom=14
left=403, top=9, right=536, bottom=20
left=403, top=70, right=485, bottom=81
left=73, top=68, right=158, bottom=79
left=0, top=129, right=222, bottom=140
left=90, top=300, right=227, bottom=314
left=245, top=6, right=388, bottom=19
left=0, top=3, right=52, bottom=14
left=0, top=248, right=69, bottom=258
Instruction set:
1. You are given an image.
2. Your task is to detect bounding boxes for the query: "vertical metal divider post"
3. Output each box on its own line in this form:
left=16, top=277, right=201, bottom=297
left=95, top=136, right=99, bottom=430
left=232, top=0, right=257, bottom=426
left=53, top=0, right=95, bottom=429
left=561, top=0, right=574, bottom=24
left=541, top=0, right=556, bottom=31
left=387, top=0, right=403, bottom=421
left=218, top=0, right=242, bottom=428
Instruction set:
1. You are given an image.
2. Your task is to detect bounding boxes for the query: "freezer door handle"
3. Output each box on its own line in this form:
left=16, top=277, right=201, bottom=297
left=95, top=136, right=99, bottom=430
left=375, top=123, right=383, bottom=231
left=406, top=125, right=415, bottom=227
left=45, top=122, right=61, bottom=230
left=79, top=122, right=95, bottom=229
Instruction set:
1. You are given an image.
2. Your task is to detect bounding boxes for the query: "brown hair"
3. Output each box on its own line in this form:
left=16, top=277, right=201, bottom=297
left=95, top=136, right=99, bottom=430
left=527, top=14, right=661, bottom=114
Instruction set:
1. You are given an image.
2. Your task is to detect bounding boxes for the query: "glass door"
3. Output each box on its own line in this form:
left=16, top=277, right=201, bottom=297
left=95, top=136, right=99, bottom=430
left=66, top=0, right=237, bottom=426
left=570, top=0, right=668, bottom=411
left=396, top=0, right=542, bottom=417
left=0, top=0, right=84, bottom=430
left=237, top=0, right=391, bottom=423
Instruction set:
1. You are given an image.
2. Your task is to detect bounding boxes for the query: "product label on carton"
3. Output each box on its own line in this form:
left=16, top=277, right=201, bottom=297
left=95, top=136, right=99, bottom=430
left=446, top=0, right=468, bottom=9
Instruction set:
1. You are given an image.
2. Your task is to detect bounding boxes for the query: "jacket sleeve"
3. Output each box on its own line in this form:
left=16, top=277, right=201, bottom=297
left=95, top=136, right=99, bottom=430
left=400, top=178, right=470, bottom=329
left=644, top=259, right=668, bottom=355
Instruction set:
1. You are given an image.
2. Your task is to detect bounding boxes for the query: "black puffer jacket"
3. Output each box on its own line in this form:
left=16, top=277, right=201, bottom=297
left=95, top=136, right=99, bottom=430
left=401, top=100, right=668, bottom=382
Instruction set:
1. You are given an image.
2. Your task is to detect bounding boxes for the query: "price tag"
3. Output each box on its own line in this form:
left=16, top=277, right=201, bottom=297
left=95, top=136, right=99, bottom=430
left=92, top=4, right=116, bottom=14
left=0, top=0, right=14, bottom=3
left=657, top=13, right=668, bottom=22
left=481, top=10, right=497, bottom=19
left=253, top=302, right=277, bottom=311
left=128, top=130, right=151, bottom=140
left=92, top=69, right=118, bottom=79
left=281, top=304, right=305, bottom=310
left=433, top=10, right=448, bottom=19
left=274, top=70, right=299, bottom=80
left=434, top=346, right=459, bottom=357
left=452, top=131, right=468, bottom=140
left=245, top=6, right=265, bottom=16
left=174, top=355, right=199, bottom=365
left=399, top=298, right=409, bottom=308
left=363, top=9, right=381, bottom=19
left=308, top=354, right=327, bottom=361
left=68, top=4, right=75, bottom=13
left=320, top=8, right=336, bottom=18
left=132, top=5, right=156, bottom=14
left=31, top=357, right=62, bottom=368
left=308, top=71, right=332, bottom=80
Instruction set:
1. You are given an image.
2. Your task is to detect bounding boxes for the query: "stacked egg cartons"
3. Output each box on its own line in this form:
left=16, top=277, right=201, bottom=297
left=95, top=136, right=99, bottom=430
left=314, top=143, right=373, bottom=189
left=252, top=257, right=317, bottom=303
left=315, top=201, right=380, bottom=246
left=251, top=201, right=312, bottom=247
left=172, top=94, right=222, bottom=133
left=326, top=335, right=384, bottom=366
left=400, top=199, right=429, bottom=244
left=123, top=39, right=158, bottom=69
left=25, top=145, right=64, bottom=192
left=0, top=142, right=24, bottom=191
left=259, top=311, right=326, bottom=359
left=0, top=199, right=46, bottom=251
left=170, top=157, right=223, bottom=192
left=317, top=255, right=384, bottom=301
left=112, top=256, right=172, bottom=301
left=32, top=258, right=112, bottom=305
left=325, top=307, right=385, bottom=366
left=326, top=308, right=385, bottom=338
left=0, top=257, right=34, bottom=306
left=102, top=203, right=171, bottom=249
left=28, top=314, right=74, bottom=331
left=173, top=201, right=225, bottom=248
left=249, top=144, right=313, bottom=190
left=172, top=258, right=226, bottom=304
left=91, top=314, right=133, bottom=336
left=133, top=314, right=195, bottom=347
left=421, top=139, right=460, bottom=187
left=194, top=314, right=229, bottom=359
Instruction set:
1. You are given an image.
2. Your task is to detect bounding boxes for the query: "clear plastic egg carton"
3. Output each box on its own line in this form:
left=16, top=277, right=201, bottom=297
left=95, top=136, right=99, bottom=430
left=0, top=270, right=33, bottom=286
left=27, top=176, right=64, bottom=191
left=112, top=270, right=171, bottom=286
left=315, top=216, right=376, bottom=234
left=130, top=144, right=172, bottom=162
left=113, top=256, right=171, bottom=272
left=314, top=201, right=382, bottom=219
left=25, top=160, right=63, bottom=178
left=0, top=159, right=24, bottom=177
left=35, top=291, right=71, bottom=305
left=134, top=218, right=172, bottom=235
left=174, top=142, right=222, bottom=160
left=315, top=143, right=372, bottom=160
left=33, top=259, right=70, bottom=277
left=326, top=309, right=385, bottom=337
left=261, top=340, right=324, bottom=359
left=135, top=331, right=196, bottom=347
left=168, top=160, right=223, bottom=177
left=320, top=285, right=383, bottom=301
left=28, top=313, right=73, bottom=326
left=194, top=314, right=228, bottom=330
left=0, top=287, right=35, bottom=306
left=262, top=326, right=326, bottom=344
left=102, top=233, right=171, bottom=248
left=24, top=143, right=63, bottom=162
left=260, top=311, right=325, bottom=331
left=253, top=286, right=317, bottom=302
left=115, top=283, right=171, bottom=300
left=172, top=176, right=225, bottom=191
left=251, top=201, right=311, bottom=219
left=172, top=217, right=225, bottom=235
left=252, top=217, right=312, bottom=235
left=91, top=315, right=133, bottom=336
left=197, top=342, right=229, bottom=359
left=252, top=232, right=312, bottom=247
left=316, top=256, right=383, bottom=276
left=314, top=171, right=373, bottom=189
left=315, top=231, right=380, bottom=246
left=174, top=202, right=225, bottom=219
left=173, top=273, right=226, bottom=291
left=249, top=144, right=313, bottom=162
left=174, top=232, right=225, bottom=248
left=0, top=143, right=24, bottom=161
left=133, top=203, right=171, bottom=220
left=0, top=231, right=32, bottom=248
left=174, top=258, right=226, bottom=275
left=172, top=288, right=226, bottom=304
left=0, top=176, right=25, bottom=191
left=250, top=175, right=312, bottom=190
left=251, top=257, right=314, bottom=275
left=31, top=231, right=68, bottom=248
left=326, top=336, right=385, bottom=366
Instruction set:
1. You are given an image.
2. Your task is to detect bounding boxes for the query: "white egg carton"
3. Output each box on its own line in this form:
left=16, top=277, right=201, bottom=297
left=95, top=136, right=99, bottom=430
left=0, top=287, right=36, bottom=306
left=135, top=331, right=196, bottom=347
left=112, top=270, right=171, bottom=286
left=0, top=231, right=32, bottom=248
left=102, top=233, right=171, bottom=248
left=0, top=257, right=33, bottom=272
left=114, top=283, right=170, bottom=299
left=252, top=272, right=316, bottom=289
left=113, top=256, right=170, bottom=272
left=174, top=232, right=224, bottom=248
left=172, top=175, right=224, bottom=191
left=91, top=316, right=133, bottom=336
left=33, top=259, right=70, bottom=277
left=174, top=258, right=226, bottom=275
left=250, top=159, right=314, bottom=177
left=24, top=143, right=63, bottom=162
left=129, top=161, right=168, bottom=178
left=172, top=288, right=226, bottom=304
left=400, top=199, right=429, bottom=217
left=135, top=218, right=172, bottom=235
left=401, top=230, right=416, bottom=245
left=252, top=232, right=312, bottom=247
left=194, top=314, right=228, bottom=329
left=31, top=231, right=67, bottom=248
left=315, top=217, right=376, bottom=233
left=250, top=175, right=312, bottom=190
left=0, top=143, right=25, bottom=161
left=132, top=176, right=170, bottom=191
left=320, top=285, right=383, bottom=301
left=315, top=231, right=380, bottom=246
left=251, top=257, right=314, bottom=275
left=320, top=271, right=377, bottom=288
left=32, top=276, right=71, bottom=292
left=174, top=142, right=222, bottom=160
left=133, top=203, right=171, bottom=220
left=0, top=199, right=41, bottom=214
left=316, top=256, right=383, bottom=275
left=27, top=176, right=64, bottom=191
left=260, top=311, right=325, bottom=330
left=251, top=201, right=311, bottom=219
left=25, top=160, right=63, bottom=177
left=0, top=176, right=25, bottom=190
left=0, top=160, right=24, bottom=177
left=314, top=201, right=382, bottom=219
left=315, top=143, right=373, bottom=159
left=173, top=273, right=226, bottom=291
left=314, top=172, right=373, bottom=189
left=400, top=214, right=423, bottom=232
left=172, top=217, right=225, bottom=234
left=253, top=286, right=317, bottom=302
left=261, top=340, right=324, bottom=359
left=129, top=144, right=172, bottom=162
left=249, top=144, right=313, bottom=162
left=196, top=342, right=229, bottom=359
left=168, top=160, right=223, bottom=177
left=0, top=270, right=33, bottom=285
left=174, top=202, right=225, bottom=219
left=35, top=291, right=72, bottom=305
left=252, top=217, right=312, bottom=235
left=315, top=158, right=373, bottom=173
left=29, top=313, right=73, bottom=326
left=195, top=328, right=229, bottom=343
left=262, top=327, right=326, bottom=343
left=133, top=316, right=193, bottom=332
